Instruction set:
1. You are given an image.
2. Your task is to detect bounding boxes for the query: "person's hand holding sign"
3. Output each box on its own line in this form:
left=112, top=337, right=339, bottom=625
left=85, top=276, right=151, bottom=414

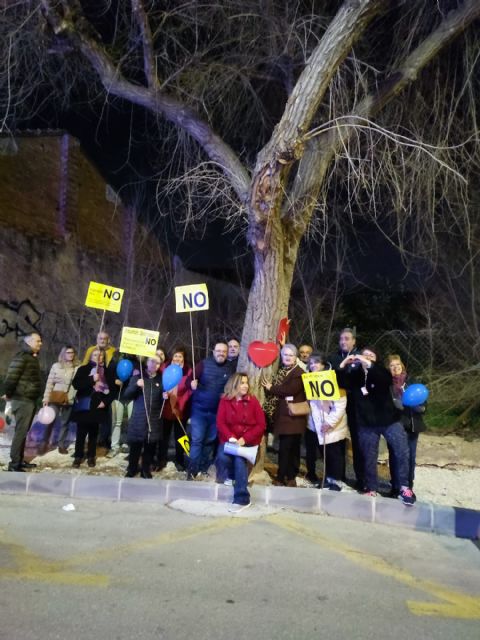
left=191, top=379, right=198, bottom=391
left=137, top=379, right=144, bottom=388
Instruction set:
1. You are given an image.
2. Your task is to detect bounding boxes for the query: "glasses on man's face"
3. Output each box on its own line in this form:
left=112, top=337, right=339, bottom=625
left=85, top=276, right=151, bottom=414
left=66, top=351, right=75, bottom=355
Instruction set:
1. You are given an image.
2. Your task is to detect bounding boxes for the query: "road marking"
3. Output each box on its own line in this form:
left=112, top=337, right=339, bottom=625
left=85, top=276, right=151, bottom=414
left=63, top=516, right=246, bottom=568
left=0, top=517, right=246, bottom=587
left=0, top=541, right=110, bottom=587
left=268, top=515, right=480, bottom=620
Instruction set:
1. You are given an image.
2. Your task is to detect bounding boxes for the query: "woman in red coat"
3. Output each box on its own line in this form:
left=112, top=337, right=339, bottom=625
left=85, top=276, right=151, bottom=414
left=216, top=373, right=266, bottom=512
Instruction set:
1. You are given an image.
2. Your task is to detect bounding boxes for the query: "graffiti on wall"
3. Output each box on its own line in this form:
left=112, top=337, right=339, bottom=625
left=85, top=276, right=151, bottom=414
left=0, top=300, right=42, bottom=338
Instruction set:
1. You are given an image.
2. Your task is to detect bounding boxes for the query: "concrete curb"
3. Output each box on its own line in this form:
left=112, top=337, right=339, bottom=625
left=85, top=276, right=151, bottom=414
left=1, top=471, right=479, bottom=540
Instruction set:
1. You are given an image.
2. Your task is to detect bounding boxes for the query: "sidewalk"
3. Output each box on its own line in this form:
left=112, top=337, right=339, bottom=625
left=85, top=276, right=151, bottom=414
left=1, top=470, right=479, bottom=540
left=1, top=419, right=479, bottom=540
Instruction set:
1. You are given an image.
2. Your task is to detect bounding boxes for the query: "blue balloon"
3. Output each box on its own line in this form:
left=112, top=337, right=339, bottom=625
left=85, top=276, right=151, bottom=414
left=116, top=358, right=134, bottom=382
left=402, top=383, right=429, bottom=407
left=162, top=364, right=183, bottom=392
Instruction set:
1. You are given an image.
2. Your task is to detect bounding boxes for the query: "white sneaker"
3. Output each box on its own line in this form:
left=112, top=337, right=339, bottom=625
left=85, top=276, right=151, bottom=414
left=105, top=448, right=119, bottom=459
left=297, top=477, right=315, bottom=488
left=224, top=479, right=233, bottom=486
left=228, top=502, right=251, bottom=514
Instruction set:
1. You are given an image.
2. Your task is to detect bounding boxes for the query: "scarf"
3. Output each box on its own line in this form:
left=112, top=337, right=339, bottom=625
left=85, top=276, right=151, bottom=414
left=391, top=372, right=407, bottom=399
left=90, top=363, right=109, bottom=394
left=263, top=365, right=294, bottom=419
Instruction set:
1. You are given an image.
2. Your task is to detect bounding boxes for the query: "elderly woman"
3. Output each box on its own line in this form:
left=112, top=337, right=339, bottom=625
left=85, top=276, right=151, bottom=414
left=123, top=355, right=164, bottom=479
left=262, top=344, right=308, bottom=487
left=42, top=345, right=80, bottom=454
left=338, top=347, right=415, bottom=505
left=306, top=353, right=348, bottom=490
left=216, top=373, right=266, bottom=512
left=71, top=347, right=116, bottom=468
left=386, top=354, right=426, bottom=498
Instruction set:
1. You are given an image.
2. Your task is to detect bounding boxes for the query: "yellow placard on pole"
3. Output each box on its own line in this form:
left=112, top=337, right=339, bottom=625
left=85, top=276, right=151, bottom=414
left=119, top=326, right=160, bottom=358
left=85, top=281, right=124, bottom=313
left=177, top=435, right=190, bottom=456
left=175, top=284, right=209, bottom=313
left=302, top=371, right=341, bottom=401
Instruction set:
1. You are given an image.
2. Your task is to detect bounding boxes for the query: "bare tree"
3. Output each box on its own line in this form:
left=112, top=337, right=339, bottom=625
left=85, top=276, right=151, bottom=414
left=1, top=0, right=479, bottom=394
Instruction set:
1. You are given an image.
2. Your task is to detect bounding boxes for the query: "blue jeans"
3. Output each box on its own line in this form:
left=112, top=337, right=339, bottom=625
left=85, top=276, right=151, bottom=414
left=388, top=431, right=419, bottom=491
left=358, top=422, right=409, bottom=492
left=188, top=410, right=217, bottom=475
left=215, top=443, right=250, bottom=505
left=52, top=404, right=73, bottom=448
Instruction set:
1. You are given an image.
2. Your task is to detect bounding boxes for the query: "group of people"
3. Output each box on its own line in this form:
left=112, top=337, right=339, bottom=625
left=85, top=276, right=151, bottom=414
left=2, top=327, right=425, bottom=510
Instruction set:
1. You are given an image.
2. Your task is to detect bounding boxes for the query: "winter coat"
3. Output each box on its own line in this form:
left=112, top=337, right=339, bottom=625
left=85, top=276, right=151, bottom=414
left=266, top=365, right=307, bottom=435
left=4, top=342, right=42, bottom=401
left=308, top=391, right=349, bottom=445
left=188, top=357, right=236, bottom=413
left=123, top=374, right=164, bottom=443
left=217, top=395, right=266, bottom=446
left=162, top=365, right=192, bottom=422
left=338, top=363, right=400, bottom=428
left=390, top=374, right=427, bottom=435
left=71, top=362, right=116, bottom=425
left=43, top=362, right=79, bottom=404
left=401, top=405, right=427, bottom=434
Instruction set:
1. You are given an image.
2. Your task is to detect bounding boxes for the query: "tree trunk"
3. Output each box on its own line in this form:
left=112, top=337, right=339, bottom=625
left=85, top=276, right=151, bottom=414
left=239, top=214, right=299, bottom=386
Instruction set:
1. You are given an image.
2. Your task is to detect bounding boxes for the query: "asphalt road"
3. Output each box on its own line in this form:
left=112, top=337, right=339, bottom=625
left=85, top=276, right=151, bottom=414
left=0, top=495, right=479, bottom=640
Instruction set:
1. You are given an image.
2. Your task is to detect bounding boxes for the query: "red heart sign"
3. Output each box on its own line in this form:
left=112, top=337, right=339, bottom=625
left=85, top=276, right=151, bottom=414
left=248, top=341, right=279, bottom=368
left=276, top=317, right=291, bottom=344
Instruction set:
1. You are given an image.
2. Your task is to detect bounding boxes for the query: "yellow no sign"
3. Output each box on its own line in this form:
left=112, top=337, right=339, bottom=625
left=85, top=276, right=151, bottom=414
left=302, top=371, right=341, bottom=401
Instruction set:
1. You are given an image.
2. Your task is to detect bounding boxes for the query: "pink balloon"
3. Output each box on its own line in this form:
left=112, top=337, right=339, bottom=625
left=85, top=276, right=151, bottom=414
left=37, top=406, right=56, bottom=425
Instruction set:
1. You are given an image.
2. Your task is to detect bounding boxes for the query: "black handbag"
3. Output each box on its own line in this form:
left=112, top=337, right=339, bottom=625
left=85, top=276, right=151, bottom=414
left=72, top=395, right=91, bottom=412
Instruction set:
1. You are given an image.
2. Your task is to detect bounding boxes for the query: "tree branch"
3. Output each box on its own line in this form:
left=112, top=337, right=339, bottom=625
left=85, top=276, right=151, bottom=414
left=40, top=0, right=251, bottom=204
left=258, top=0, right=387, bottom=165
left=131, top=0, right=159, bottom=90
left=291, top=0, right=480, bottom=217
left=249, top=0, right=387, bottom=224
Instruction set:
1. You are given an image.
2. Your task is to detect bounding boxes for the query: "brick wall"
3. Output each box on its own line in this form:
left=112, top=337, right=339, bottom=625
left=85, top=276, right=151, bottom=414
left=0, top=135, right=64, bottom=238
left=0, top=132, right=123, bottom=255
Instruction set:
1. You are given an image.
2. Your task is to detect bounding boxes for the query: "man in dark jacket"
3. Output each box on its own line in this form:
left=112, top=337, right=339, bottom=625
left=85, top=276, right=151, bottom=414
left=328, top=327, right=364, bottom=489
left=3, top=332, right=43, bottom=471
left=186, top=342, right=235, bottom=479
